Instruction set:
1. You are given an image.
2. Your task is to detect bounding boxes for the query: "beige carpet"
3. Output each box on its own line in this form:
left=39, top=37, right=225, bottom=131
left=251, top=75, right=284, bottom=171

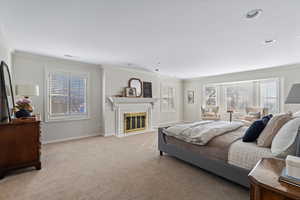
left=0, top=132, right=249, bottom=200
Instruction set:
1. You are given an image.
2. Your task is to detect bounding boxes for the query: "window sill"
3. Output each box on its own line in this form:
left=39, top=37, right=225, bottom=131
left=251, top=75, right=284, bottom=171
left=45, top=115, right=90, bottom=123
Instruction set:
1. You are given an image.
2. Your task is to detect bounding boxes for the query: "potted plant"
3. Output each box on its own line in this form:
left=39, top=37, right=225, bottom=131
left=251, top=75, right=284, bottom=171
left=15, top=98, right=33, bottom=118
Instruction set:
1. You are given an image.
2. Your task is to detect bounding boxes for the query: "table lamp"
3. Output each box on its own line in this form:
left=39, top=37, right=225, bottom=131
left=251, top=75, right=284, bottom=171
left=283, top=83, right=300, bottom=179
left=16, top=84, right=39, bottom=98
left=15, top=84, right=39, bottom=118
left=285, top=83, right=300, bottom=104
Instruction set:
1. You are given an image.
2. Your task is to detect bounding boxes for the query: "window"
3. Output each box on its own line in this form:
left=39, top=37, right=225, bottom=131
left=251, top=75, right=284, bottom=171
left=203, top=78, right=280, bottom=116
left=225, top=82, right=253, bottom=113
left=161, top=85, right=175, bottom=112
left=260, top=79, right=279, bottom=114
left=46, top=71, right=88, bottom=121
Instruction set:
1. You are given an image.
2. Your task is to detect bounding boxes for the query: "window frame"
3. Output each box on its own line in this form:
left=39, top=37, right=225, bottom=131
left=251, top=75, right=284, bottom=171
left=202, top=78, right=282, bottom=116
left=160, top=84, right=176, bottom=113
left=259, top=78, right=281, bottom=114
left=45, top=68, right=90, bottom=122
left=224, top=81, right=254, bottom=114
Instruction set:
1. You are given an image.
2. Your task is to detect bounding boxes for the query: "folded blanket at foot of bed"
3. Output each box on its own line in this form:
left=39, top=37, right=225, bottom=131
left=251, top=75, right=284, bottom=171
left=165, top=126, right=248, bottom=162
left=164, top=120, right=244, bottom=145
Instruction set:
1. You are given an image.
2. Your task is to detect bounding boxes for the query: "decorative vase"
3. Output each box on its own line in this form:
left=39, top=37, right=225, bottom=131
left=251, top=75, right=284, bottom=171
left=15, top=109, right=31, bottom=118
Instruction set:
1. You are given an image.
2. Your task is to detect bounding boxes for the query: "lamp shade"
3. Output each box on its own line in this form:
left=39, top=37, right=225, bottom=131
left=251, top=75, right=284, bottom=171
left=16, top=84, right=39, bottom=97
left=5, top=85, right=11, bottom=96
left=285, top=83, right=300, bottom=104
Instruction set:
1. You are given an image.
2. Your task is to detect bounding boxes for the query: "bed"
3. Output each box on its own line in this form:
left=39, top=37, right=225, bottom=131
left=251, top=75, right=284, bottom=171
left=158, top=121, right=300, bottom=188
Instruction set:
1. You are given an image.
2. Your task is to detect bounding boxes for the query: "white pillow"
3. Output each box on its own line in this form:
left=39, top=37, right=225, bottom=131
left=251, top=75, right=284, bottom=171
left=271, top=117, right=300, bottom=158
left=294, top=110, right=300, bottom=117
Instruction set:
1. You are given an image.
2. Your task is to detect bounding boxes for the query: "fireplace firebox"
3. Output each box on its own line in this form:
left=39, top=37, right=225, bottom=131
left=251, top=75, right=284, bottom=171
left=124, top=112, right=147, bottom=133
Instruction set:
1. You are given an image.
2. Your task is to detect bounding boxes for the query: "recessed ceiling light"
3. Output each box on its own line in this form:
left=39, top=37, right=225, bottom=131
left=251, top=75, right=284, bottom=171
left=246, top=9, right=263, bottom=19
left=64, top=54, right=73, bottom=58
left=264, top=39, right=276, bottom=44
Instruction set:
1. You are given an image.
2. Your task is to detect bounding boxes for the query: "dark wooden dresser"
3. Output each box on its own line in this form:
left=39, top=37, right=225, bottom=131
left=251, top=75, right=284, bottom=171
left=0, top=120, right=41, bottom=179
left=249, top=158, right=300, bottom=200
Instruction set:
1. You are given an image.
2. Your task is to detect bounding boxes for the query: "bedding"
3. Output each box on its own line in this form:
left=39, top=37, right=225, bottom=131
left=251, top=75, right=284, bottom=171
left=159, top=122, right=300, bottom=187
left=164, top=120, right=244, bottom=145
left=228, top=140, right=274, bottom=170
left=257, top=113, right=292, bottom=147
left=165, top=126, right=247, bottom=162
left=271, top=117, right=300, bottom=158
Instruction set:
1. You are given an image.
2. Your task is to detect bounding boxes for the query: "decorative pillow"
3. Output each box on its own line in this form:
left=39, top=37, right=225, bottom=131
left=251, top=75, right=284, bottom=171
left=242, top=116, right=271, bottom=142
left=262, top=114, right=273, bottom=124
left=257, top=113, right=292, bottom=147
left=271, top=117, right=300, bottom=158
left=293, top=111, right=300, bottom=117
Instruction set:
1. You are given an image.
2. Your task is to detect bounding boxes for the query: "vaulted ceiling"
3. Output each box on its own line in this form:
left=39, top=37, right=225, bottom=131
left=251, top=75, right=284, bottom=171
left=1, top=0, right=300, bottom=78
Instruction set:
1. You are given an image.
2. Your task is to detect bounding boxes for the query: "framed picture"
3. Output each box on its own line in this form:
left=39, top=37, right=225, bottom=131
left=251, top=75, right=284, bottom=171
left=125, top=87, right=137, bottom=97
left=187, top=90, right=195, bottom=104
left=129, top=78, right=143, bottom=97
left=204, top=85, right=217, bottom=106
left=143, top=81, right=152, bottom=98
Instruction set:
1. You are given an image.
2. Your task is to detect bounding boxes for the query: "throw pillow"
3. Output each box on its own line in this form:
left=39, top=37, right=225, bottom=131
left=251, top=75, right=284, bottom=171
left=242, top=118, right=269, bottom=142
left=271, top=117, right=300, bottom=158
left=257, top=113, right=292, bottom=147
left=293, top=110, right=300, bottom=117
left=261, top=114, right=273, bottom=124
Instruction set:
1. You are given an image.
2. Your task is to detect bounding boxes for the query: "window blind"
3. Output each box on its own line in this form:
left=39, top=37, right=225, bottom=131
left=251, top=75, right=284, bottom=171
left=47, top=71, right=88, bottom=121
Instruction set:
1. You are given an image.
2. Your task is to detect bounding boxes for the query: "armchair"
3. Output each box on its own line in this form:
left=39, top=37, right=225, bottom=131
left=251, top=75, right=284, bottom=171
left=201, top=106, right=220, bottom=120
left=242, top=107, right=268, bottom=122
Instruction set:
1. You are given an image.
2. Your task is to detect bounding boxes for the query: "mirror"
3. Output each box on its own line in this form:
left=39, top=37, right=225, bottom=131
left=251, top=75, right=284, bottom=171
left=129, top=78, right=143, bottom=97
left=0, top=61, right=15, bottom=123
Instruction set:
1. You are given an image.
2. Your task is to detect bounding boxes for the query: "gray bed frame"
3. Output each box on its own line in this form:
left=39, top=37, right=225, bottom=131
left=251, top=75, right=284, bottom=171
left=158, top=127, right=300, bottom=188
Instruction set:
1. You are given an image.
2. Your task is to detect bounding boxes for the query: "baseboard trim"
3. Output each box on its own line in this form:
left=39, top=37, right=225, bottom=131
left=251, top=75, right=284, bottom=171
left=42, top=133, right=103, bottom=144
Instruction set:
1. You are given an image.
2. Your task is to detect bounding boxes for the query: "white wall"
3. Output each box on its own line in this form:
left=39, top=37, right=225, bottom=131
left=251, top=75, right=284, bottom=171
left=183, top=64, right=300, bottom=122
left=12, top=51, right=103, bottom=143
left=12, top=52, right=183, bottom=140
left=103, top=65, right=183, bottom=136
left=12, top=49, right=300, bottom=140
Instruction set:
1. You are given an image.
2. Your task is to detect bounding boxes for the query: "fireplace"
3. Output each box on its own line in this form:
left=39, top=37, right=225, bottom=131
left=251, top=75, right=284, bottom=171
left=107, top=97, right=157, bottom=137
left=124, top=112, right=147, bottom=133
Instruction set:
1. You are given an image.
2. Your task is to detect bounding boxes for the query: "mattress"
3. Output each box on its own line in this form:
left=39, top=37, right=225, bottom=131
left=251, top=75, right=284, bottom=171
left=228, top=139, right=274, bottom=170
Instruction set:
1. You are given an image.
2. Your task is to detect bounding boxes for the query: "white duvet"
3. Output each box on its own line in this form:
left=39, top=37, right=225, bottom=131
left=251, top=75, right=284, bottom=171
left=164, top=120, right=244, bottom=145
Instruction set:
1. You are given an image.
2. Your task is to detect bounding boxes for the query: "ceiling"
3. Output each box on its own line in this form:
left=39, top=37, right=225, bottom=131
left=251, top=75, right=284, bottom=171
left=1, top=0, right=300, bottom=78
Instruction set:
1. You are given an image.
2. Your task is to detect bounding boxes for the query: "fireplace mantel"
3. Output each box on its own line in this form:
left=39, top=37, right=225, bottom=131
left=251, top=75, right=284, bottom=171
left=107, top=97, right=158, bottom=137
left=108, top=97, right=158, bottom=111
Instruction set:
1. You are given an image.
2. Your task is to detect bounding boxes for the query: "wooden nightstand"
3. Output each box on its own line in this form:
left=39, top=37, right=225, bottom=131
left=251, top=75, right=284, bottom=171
left=249, top=158, right=300, bottom=200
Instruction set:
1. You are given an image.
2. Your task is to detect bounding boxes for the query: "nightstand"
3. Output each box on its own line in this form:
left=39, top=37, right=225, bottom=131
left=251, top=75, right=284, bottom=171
left=248, top=158, right=300, bottom=200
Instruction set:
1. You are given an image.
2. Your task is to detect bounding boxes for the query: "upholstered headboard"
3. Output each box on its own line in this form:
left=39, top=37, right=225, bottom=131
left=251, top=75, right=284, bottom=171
left=296, top=128, right=300, bottom=157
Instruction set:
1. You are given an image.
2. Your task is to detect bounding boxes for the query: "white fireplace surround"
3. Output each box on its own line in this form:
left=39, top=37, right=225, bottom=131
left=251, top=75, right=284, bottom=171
left=108, top=97, right=158, bottom=137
